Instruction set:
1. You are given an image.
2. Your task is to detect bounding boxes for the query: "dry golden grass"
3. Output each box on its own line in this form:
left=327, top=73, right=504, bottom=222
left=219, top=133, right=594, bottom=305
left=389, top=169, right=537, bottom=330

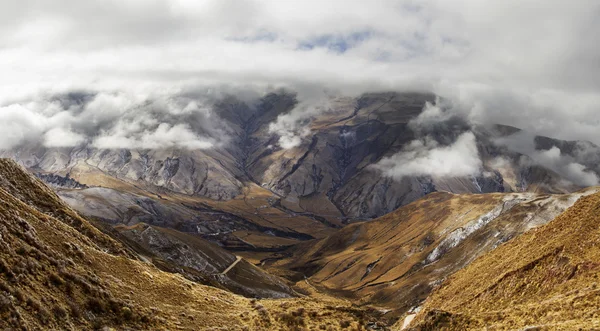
left=275, top=192, right=505, bottom=311
left=233, top=230, right=302, bottom=249
left=411, top=192, right=600, bottom=330
left=274, top=189, right=592, bottom=320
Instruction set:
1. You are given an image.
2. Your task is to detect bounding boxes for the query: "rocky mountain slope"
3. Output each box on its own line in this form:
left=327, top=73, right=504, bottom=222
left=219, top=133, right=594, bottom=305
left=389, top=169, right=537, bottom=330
left=274, top=188, right=597, bottom=318
left=409, top=190, right=600, bottom=330
left=55, top=180, right=335, bottom=251
left=0, top=158, right=391, bottom=330
left=3, top=91, right=597, bottom=255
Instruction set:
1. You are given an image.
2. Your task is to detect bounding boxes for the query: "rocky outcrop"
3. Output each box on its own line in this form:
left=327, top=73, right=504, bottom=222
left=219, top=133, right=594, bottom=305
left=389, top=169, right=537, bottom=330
left=35, top=173, right=88, bottom=189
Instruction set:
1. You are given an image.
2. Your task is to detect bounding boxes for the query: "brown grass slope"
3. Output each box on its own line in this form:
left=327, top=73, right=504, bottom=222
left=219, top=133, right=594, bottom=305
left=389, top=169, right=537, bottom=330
left=277, top=193, right=503, bottom=308
left=276, top=190, right=592, bottom=316
left=0, top=158, right=390, bottom=330
left=411, top=191, right=600, bottom=330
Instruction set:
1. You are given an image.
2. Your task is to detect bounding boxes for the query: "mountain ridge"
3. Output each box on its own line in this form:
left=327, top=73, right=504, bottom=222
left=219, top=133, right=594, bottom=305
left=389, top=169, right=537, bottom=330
left=5, top=92, right=595, bottom=220
left=409, top=190, right=600, bottom=330
left=272, top=187, right=597, bottom=318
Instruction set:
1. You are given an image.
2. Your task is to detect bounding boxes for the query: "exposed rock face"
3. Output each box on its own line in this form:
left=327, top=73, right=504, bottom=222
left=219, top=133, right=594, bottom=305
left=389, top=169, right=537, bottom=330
left=12, top=147, right=244, bottom=201
left=3, top=91, right=594, bottom=223
left=35, top=173, right=88, bottom=189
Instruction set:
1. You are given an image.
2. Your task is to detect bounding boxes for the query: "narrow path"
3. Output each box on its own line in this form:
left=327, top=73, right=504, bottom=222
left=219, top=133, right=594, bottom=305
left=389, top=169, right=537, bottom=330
left=220, top=256, right=242, bottom=275
left=304, top=276, right=319, bottom=293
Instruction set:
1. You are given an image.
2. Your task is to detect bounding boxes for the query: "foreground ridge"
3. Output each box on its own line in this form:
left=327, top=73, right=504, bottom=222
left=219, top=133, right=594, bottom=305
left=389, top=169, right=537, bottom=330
left=408, top=191, right=600, bottom=330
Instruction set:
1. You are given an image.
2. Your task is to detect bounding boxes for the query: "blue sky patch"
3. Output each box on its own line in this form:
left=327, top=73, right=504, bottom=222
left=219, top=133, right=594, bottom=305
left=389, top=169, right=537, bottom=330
left=297, top=30, right=373, bottom=53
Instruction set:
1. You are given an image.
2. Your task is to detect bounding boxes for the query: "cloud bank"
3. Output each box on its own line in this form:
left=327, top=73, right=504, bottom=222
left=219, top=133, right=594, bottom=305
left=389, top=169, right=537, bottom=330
left=268, top=89, right=334, bottom=149
left=374, top=131, right=482, bottom=180
left=1, top=0, right=600, bottom=157
left=0, top=91, right=234, bottom=150
left=494, top=131, right=599, bottom=186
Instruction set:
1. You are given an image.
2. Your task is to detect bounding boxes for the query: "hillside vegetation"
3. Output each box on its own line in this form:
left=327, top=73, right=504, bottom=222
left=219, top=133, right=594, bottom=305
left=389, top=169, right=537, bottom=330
left=276, top=189, right=592, bottom=316
left=410, top=191, right=600, bottom=330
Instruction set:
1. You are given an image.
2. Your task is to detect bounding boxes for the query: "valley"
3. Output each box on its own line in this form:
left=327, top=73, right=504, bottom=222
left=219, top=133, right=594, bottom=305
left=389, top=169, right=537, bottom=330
left=0, top=158, right=390, bottom=330
left=2, top=92, right=600, bottom=330
left=2, top=1, right=599, bottom=329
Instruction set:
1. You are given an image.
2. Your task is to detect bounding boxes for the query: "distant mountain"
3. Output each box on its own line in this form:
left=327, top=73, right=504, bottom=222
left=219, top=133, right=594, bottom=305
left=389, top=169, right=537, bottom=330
left=3, top=91, right=598, bottom=253
left=3, top=91, right=600, bottom=330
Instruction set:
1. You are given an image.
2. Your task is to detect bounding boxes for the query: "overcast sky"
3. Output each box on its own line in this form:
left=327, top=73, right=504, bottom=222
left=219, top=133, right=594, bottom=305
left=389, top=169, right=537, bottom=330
left=1, top=0, right=600, bottom=150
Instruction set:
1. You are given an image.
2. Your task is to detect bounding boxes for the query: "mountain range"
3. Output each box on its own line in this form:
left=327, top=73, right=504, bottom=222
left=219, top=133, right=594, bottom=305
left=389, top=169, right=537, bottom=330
left=2, top=91, right=600, bottom=330
left=3, top=92, right=598, bottom=248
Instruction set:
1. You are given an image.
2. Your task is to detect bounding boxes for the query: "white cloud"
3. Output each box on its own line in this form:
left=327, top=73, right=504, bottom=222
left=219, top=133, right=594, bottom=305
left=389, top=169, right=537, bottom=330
left=0, top=104, right=46, bottom=149
left=1, top=0, right=600, bottom=151
left=273, top=127, right=311, bottom=149
left=93, top=122, right=214, bottom=150
left=409, top=101, right=452, bottom=129
left=0, top=91, right=229, bottom=150
left=494, top=131, right=599, bottom=187
left=268, top=94, right=330, bottom=149
left=407, top=98, right=464, bottom=135
left=373, top=131, right=482, bottom=180
left=44, top=127, right=86, bottom=147
left=526, top=147, right=599, bottom=187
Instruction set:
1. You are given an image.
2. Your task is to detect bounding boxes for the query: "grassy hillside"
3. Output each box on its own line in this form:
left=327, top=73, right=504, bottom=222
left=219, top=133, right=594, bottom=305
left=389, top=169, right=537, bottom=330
left=0, top=159, right=389, bottom=330
left=276, top=189, right=593, bottom=317
left=410, top=192, right=600, bottom=330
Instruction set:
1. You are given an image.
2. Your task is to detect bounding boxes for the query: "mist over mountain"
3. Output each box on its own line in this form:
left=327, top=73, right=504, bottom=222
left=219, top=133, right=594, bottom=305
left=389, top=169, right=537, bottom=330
left=2, top=1, right=600, bottom=330
left=3, top=90, right=599, bottom=222
left=3, top=1, right=600, bottom=205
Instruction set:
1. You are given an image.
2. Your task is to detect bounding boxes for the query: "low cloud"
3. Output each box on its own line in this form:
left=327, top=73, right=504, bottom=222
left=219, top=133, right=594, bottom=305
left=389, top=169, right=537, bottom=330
left=44, top=127, right=86, bottom=148
left=2, top=0, right=600, bottom=159
left=93, top=123, right=214, bottom=150
left=374, top=131, right=482, bottom=180
left=408, top=99, right=456, bottom=132
left=371, top=98, right=480, bottom=181
left=524, top=147, right=599, bottom=187
left=0, top=90, right=236, bottom=151
left=494, top=131, right=599, bottom=187
left=0, top=104, right=46, bottom=149
left=268, top=88, right=334, bottom=149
